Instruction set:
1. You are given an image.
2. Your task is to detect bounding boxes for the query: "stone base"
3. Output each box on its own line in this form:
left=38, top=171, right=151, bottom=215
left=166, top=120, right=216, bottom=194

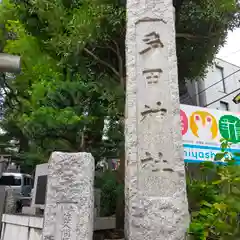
left=21, top=206, right=44, bottom=216
left=22, top=206, right=36, bottom=215
left=94, top=217, right=116, bottom=230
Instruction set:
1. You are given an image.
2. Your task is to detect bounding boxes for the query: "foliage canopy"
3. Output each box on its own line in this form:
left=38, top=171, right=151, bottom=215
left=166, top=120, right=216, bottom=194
left=0, top=0, right=239, bottom=171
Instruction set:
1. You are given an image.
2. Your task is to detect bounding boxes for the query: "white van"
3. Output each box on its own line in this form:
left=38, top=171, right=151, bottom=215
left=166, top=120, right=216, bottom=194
left=0, top=172, right=33, bottom=198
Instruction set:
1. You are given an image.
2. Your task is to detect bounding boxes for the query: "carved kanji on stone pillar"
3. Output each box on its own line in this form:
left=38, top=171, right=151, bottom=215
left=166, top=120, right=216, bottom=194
left=125, top=1, right=190, bottom=239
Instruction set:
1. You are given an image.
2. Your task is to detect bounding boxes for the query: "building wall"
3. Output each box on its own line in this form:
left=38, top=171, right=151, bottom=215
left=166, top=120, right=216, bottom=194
left=187, top=58, right=240, bottom=113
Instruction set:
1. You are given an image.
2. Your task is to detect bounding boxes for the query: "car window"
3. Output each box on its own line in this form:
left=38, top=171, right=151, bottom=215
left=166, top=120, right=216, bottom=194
left=0, top=175, right=22, bottom=186
left=30, top=178, right=34, bottom=187
left=24, top=177, right=32, bottom=186
left=24, top=177, right=27, bottom=186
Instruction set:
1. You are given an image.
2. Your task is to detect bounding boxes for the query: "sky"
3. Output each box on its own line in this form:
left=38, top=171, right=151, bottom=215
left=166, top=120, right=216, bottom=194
left=217, top=29, right=240, bottom=67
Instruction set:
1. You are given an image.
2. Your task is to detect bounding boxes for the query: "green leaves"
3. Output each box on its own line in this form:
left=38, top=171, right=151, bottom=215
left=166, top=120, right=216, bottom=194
left=0, top=0, right=125, bottom=168
left=176, top=0, right=240, bottom=84
left=188, top=140, right=240, bottom=239
left=214, top=152, right=226, bottom=161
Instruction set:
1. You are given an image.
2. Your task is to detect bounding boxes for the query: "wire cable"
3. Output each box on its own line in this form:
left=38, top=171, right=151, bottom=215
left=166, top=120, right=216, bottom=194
left=195, top=69, right=240, bottom=97
left=204, top=86, right=240, bottom=107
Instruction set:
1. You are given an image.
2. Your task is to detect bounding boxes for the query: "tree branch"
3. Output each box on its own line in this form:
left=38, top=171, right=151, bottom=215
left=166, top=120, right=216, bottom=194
left=40, top=131, right=73, bottom=147
left=176, top=33, right=216, bottom=40
left=95, top=42, right=125, bottom=87
left=83, top=47, right=120, bottom=78
left=96, top=45, right=118, bottom=56
left=112, top=40, right=125, bottom=88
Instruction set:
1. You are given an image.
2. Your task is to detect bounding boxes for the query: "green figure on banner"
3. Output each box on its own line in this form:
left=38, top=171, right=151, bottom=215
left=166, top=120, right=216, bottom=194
left=219, top=115, right=240, bottom=143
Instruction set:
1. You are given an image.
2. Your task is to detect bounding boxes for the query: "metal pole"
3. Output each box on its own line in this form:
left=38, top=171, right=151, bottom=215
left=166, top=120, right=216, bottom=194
left=0, top=54, right=21, bottom=178
left=0, top=53, right=21, bottom=73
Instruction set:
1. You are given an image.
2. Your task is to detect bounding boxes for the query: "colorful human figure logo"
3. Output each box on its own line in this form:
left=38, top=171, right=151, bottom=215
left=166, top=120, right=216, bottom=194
left=180, top=110, right=188, bottom=135
left=190, top=111, right=218, bottom=140
left=219, top=115, right=240, bottom=143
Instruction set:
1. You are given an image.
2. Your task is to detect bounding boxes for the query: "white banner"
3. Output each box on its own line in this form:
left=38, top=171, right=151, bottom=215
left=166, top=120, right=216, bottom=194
left=180, top=104, right=240, bottom=163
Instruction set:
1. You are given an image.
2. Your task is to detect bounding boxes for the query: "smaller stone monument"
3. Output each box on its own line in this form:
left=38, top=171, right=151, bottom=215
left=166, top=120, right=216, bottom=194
left=4, top=188, right=16, bottom=214
left=42, top=152, right=94, bottom=240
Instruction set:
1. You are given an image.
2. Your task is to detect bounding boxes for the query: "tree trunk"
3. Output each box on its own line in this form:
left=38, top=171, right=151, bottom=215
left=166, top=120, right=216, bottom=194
left=116, top=149, right=125, bottom=229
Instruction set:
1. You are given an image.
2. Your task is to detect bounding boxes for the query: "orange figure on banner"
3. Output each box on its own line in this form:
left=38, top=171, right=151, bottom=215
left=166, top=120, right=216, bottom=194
left=190, top=111, right=218, bottom=140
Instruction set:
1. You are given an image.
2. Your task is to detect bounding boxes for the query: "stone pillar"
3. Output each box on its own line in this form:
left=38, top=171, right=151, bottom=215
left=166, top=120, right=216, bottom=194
left=0, top=186, right=6, bottom=234
left=125, top=0, right=189, bottom=239
left=4, top=188, right=16, bottom=214
left=42, top=152, right=94, bottom=240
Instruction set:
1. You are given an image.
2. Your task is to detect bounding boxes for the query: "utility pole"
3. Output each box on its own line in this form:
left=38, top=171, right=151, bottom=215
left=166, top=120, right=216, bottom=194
left=0, top=54, right=21, bottom=73
left=0, top=53, right=21, bottom=178
left=125, top=0, right=189, bottom=239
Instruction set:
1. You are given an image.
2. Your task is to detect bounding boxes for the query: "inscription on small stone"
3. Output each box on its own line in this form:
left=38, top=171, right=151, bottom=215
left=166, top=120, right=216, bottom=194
left=55, top=203, right=77, bottom=240
left=42, top=152, right=94, bottom=240
left=44, top=236, right=54, bottom=240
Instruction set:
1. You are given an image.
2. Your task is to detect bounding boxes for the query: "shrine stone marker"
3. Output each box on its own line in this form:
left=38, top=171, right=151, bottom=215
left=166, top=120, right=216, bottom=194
left=42, top=152, right=94, bottom=240
left=125, top=0, right=189, bottom=239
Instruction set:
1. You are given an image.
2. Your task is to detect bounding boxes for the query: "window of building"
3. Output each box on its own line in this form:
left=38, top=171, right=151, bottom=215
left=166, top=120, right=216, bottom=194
left=220, top=101, right=229, bottom=111
left=216, top=65, right=226, bottom=93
